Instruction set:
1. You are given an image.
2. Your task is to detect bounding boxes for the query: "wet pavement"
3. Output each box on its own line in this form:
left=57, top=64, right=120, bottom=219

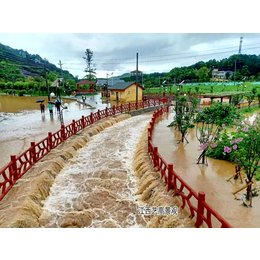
left=152, top=111, right=260, bottom=228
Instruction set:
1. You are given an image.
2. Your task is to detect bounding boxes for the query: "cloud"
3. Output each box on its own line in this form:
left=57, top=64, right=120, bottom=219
left=0, top=33, right=259, bottom=79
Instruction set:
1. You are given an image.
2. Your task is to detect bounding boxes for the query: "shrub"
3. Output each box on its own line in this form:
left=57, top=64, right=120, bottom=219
left=6, top=89, right=13, bottom=95
left=27, top=89, right=33, bottom=96
left=5, top=82, right=12, bottom=89
left=18, top=90, right=27, bottom=96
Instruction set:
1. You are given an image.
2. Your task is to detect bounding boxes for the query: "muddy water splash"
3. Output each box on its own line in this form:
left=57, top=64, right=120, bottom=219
left=39, top=114, right=153, bottom=228
left=0, top=115, right=129, bottom=227
left=133, top=126, right=194, bottom=228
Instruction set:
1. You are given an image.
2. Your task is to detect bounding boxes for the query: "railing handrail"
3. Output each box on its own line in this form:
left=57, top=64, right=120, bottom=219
left=0, top=98, right=169, bottom=202
left=148, top=106, right=232, bottom=228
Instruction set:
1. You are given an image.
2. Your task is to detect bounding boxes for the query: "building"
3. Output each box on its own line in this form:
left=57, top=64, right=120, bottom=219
left=108, top=81, right=145, bottom=102
left=76, top=80, right=95, bottom=94
left=212, top=69, right=233, bottom=80
left=96, top=79, right=125, bottom=88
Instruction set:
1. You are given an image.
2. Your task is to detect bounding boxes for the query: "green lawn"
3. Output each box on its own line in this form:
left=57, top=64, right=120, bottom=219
left=144, top=82, right=260, bottom=94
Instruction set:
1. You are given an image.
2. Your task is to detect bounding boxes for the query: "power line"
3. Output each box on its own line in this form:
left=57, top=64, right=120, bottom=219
left=89, top=42, right=260, bottom=61
left=62, top=46, right=260, bottom=68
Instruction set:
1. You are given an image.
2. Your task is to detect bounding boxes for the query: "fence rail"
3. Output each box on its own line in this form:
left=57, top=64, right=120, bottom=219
left=148, top=106, right=232, bottom=228
left=0, top=98, right=169, bottom=202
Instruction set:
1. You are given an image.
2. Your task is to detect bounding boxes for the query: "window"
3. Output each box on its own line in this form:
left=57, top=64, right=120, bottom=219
left=111, top=91, right=114, bottom=94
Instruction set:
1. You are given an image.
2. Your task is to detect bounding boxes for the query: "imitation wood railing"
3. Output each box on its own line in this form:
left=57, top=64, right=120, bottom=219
left=148, top=106, right=232, bottom=228
left=0, top=98, right=168, bottom=202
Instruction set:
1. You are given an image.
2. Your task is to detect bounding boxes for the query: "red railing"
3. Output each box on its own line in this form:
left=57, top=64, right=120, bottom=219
left=0, top=98, right=169, bottom=202
left=148, top=106, right=232, bottom=228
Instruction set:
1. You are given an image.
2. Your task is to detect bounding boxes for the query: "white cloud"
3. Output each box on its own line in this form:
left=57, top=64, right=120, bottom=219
left=0, top=33, right=260, bottom=79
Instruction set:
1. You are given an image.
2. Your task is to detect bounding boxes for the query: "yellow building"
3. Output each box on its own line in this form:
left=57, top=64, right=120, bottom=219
left=108, top=82, right=145, bottom=102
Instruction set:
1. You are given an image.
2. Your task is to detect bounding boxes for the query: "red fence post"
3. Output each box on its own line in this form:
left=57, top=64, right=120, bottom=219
left=129, top=103, right=131, bottom=112
left=153, top=147, right=159, bottom=168
left=98, top=109, right=101, bottom=120
left=136, top=102, right=138, bottom=110
left=10, top=155, right=18, bottom=181
left=113, top=106, right=116, bottom=115
left=168, top=164, right=173, bottom=191
left=72, top=120, right=76, bottom=135
left=120, top=104, right=123, bottom=114
left=196, top=191, right=205, bottom=228
left=142, top=100, right=144, bottom=108
left=30, top=142, right=37, bottom=163
left=105, top=107, right=108, bottom=117
left=61, top=125, right=66, bottom=141
left=48, top=132, right=53, bottom=150
left=82, top=116, right=85, bottom=128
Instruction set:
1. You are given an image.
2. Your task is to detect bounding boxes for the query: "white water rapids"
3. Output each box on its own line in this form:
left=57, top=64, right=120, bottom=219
left=39, top=114, right=152, bottom=228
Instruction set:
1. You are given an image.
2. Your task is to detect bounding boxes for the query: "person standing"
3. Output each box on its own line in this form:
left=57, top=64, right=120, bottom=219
left=48, top=103, right=54, bottom=116
left=40, top=103, right=45, bottom=114
left=56, top=100, right=61, bottom=114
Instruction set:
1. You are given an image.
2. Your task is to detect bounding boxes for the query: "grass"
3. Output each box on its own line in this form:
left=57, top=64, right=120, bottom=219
left=144, top=82, right=260, bottom=95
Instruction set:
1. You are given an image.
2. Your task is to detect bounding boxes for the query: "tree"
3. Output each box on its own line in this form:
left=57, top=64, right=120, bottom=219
left=0, top=81, right=5, bottom=91
left=198, top=66, right=209, bottom=82
left=207, top=119, right=260, bottom=205
left=168, top=94, right=198, bottom=143
left=83, top=49, right=96, bottom=82
left=231, top=94, right=243, bottom=106
left=195, top=102, right=241, bottom=165
left=245, top=93, right=255, bottom=108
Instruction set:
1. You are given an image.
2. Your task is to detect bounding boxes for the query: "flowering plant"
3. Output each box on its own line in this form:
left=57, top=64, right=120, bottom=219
left=207, top=118, right=260, bottom=202
left=195, top=102, right=242, bottom=165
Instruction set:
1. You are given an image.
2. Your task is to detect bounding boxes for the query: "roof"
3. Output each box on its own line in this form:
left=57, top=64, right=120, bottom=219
left=51, top=78, right=63, bottom=87
left=131, top=70, right=142, bottom=73
left=108, top=81, right=145, bottom=90
left=97, top=79, right=125, bottom=86
left=77, top=80, right=95, bottom=85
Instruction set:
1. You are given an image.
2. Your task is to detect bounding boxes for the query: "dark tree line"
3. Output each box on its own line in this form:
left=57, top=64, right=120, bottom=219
left=120, top=54, right=260, bottom=88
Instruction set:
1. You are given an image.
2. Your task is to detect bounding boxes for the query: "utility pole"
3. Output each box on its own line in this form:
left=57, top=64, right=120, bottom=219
left=238, top=36, right=243, bottom=54
left=44, top=63, right=50, bottom=101
left=57, top=80, right=64, bottom=127
left=58, top=60, right=65, bottom=94
left=234, top=37, right=243, bottom=87
left=136, top=53, right=138, bottom=103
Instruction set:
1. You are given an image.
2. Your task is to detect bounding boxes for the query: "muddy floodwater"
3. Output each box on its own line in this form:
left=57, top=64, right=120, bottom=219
left=0, top=94, right=109, bottom=169
left=39, top=114, right=152, bottom=228
left=152, top=111, right=260, bottom=228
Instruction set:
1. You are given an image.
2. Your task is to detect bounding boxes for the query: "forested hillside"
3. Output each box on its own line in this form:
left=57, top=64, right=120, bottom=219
left=0, top=43, right=78, bottom=95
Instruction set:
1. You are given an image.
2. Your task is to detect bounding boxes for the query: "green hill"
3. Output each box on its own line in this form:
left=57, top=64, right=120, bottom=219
left=0, top=42, right=76, bottom=82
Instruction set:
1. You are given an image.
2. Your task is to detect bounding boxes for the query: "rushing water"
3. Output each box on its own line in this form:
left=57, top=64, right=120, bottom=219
left=152, top=111, right=260, bottom=228
left=39, top=114, right=152, bottom=228
left=0, top=94, right=109, bottom=169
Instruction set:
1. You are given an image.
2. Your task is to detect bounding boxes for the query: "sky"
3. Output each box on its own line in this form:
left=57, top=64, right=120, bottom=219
left=0, top=33, right=259, bottom=79
left=0, top=1, right=259, bottom=80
